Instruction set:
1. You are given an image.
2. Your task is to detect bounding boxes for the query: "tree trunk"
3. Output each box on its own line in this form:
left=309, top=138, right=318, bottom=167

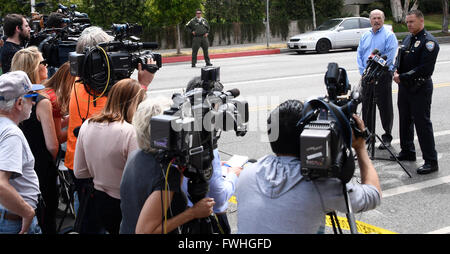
left=444, top=0, right=449, bottom=34
left=311, top=0, right=316, bottom=30
left=402, top=0, right=410, bottom=19
left=390, top=0, right=403, bottom=23
left=411, top=0, right=419, bottom=11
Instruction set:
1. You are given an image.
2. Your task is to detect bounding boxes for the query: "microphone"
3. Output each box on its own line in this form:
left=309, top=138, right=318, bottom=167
left=367, top=49, right=380, bottom=62
left=226, top=88, right=240, bottom=98
left=214, top=88, right=241, bottom=102
left=367, top=55, right=388, bottom=80
left=142, top=42, right=159, bottom=50
left=363, top=49, right=380, bottom=76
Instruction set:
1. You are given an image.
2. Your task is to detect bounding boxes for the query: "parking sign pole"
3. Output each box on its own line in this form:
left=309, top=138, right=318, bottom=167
left=266, top=0, right=270, bottom=48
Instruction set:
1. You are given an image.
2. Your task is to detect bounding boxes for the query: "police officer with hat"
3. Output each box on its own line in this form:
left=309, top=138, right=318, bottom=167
left=186, top=9, right=212, bottom=68
left=393, top=9, right=439, bottom=175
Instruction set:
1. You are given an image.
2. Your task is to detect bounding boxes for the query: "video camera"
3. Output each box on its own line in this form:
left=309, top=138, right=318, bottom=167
left=150, top=67, right=249, bottom=203
left=298, top=63, right=367, bottom=183
left=28, top=3, right=91, bottom=68
left=69, top=23, right=161, bottom=95
left=58, top=3, right=91, bottom=35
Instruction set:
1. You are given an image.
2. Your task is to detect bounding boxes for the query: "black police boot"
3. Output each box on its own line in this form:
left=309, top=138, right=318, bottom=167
left=192, top=64, right=196, bottom=68
left=378, top=141, right=391, bottom=150
left=417, top=162, right=439, bottom=175
left=390, top=152, right=416, bottom=161
left=379, top=135, right=392, bottom=150
left=206, top=63, right=213, bottom=66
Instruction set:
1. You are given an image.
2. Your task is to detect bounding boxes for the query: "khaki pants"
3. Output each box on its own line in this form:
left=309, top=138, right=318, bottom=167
left=192, top=36, right=211, bottom=66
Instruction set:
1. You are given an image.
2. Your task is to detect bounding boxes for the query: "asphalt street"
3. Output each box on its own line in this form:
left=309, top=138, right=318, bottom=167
left=143, top=45, right=450, bottom=234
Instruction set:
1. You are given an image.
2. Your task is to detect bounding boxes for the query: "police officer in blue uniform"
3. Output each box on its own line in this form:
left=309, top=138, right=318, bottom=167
left=393, top=10, right=439, bottom=175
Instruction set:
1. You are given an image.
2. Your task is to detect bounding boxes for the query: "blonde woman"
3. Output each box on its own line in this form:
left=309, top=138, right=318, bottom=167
left=11, top=46, right=59, bottom=234
left=42, top=62, right=75, bottom=144
left=119, top=97, right=214, bottom=234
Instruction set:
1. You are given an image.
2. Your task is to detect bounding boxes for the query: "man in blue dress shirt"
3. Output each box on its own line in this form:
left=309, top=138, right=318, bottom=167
left=357, top=9, right=398, bottom=149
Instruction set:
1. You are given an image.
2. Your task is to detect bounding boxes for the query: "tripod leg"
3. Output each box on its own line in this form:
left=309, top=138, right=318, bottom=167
left=343, top=186, right=358, bottom=234
left=374, top=135, right=412, bottom=178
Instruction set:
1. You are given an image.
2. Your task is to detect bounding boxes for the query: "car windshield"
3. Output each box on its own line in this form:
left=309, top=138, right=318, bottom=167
left=314, top=19, right=342, bottom=31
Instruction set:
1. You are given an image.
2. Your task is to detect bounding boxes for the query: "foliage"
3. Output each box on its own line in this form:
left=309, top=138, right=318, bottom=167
left=1, top=0, right=346, bottom=48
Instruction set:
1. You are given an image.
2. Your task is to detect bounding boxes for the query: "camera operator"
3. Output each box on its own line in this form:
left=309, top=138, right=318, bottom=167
left=357, top=9, right=398, bottom=149
left=43, top=12, right=68, bottom=78
left=46, top=12, right=68, bottom=29
left=179, top=76, right=242, bottom=234
left=0, top=14, right=31, bottom=74
left=64, top=26, right=156, bottom=223
left=119, top=98, right=215, bottom=234
left=236, top=100, right=381, bottom=234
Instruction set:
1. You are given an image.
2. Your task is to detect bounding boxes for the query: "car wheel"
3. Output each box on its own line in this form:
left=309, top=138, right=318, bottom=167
left=316, top=39, right=331, bottom=54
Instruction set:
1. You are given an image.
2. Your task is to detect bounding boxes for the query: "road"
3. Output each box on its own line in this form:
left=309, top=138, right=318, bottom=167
left=145, top=45, right=450, bottom=234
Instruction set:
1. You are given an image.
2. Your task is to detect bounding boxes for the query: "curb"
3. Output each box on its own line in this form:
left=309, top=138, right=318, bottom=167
left=163, top=48, right=281, bottom=64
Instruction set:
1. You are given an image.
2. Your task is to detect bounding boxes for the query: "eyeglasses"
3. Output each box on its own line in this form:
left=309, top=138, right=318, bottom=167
left=196, top=12, right=202, bottom=14
left=40, top=60, right=48, bottom=67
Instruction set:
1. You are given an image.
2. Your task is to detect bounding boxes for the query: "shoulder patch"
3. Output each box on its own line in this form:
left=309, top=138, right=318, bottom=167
left=426, top=41, right=435, bottom=52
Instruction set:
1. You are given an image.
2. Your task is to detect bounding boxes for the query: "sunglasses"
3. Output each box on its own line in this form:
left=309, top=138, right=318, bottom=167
left=24, top=93, right=38, bottom=102
left=40, top=60, right=48, bottom=67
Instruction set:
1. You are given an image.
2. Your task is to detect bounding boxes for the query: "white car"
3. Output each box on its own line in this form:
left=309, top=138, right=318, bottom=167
left=287, top=17, right=393, bottom=54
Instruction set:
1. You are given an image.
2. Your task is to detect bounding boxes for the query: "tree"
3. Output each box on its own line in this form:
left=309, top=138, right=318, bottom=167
left=148, top=0, right=202, bottom=54
left=443, top=0, right=449, bottom=33
left=390, top=0, right=419, bottom=23
left=311, top=0, right=316, bottom=29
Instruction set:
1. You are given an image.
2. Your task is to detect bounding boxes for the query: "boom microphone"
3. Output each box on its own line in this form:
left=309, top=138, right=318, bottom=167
left=226, top=88, right=240, bottom=98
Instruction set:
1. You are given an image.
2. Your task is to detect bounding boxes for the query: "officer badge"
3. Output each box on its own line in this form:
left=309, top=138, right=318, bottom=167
left=414, top=41, right=421, bottom=48
left=426, top=41, right=435, bottom=52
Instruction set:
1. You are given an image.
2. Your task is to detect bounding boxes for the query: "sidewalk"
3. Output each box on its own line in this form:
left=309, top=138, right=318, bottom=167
left=161, top=31, right=450, bottom=64
left=160, top=41, right=287, bottom=64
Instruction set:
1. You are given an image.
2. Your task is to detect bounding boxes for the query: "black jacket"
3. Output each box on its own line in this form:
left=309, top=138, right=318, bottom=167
left=397, top=29, right=439, bottom=83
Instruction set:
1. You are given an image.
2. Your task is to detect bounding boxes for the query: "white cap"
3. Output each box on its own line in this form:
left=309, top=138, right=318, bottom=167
left=0, top=71, right=45, bottom=101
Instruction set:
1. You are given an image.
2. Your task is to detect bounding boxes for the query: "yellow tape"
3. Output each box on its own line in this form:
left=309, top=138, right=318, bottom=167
left=228, top=195, right=237, bottom=204
left=229, top=195, right=396, bottom=234
left=325, top=215, right=397, bottom=234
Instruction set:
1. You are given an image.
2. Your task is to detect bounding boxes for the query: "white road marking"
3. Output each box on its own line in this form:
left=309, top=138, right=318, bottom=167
left=426, top=226, right=450, bottom=234
left=389, top=130, right=450, bottom=145
left=382, top=175, right=450, bottom=198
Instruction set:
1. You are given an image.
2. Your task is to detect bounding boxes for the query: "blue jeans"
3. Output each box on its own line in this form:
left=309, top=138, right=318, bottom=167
left=0, top=204, right=42, bottom=234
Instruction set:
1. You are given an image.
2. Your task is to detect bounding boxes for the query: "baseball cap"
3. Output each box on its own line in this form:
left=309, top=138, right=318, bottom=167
left=0, top=71, right=45, bottom=101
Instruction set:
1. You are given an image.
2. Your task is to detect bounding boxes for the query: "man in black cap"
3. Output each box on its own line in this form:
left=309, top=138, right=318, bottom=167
left=393, top=10, right=439, bottom=175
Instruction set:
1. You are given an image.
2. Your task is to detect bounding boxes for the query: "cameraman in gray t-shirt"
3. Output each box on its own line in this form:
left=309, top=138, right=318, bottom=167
left=236, top=100, right=381, bottom=234
left=0, top=71, right=43, bottom=234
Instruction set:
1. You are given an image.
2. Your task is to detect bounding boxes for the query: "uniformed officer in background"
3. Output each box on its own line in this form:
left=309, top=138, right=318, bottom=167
left=186, top=9, right=212, bottom=68
left=393, top=9, right=439, bottom=175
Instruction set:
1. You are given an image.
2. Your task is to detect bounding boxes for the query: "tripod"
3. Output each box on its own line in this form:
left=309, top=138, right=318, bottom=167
left=363, top=78, right=412, bottom=178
